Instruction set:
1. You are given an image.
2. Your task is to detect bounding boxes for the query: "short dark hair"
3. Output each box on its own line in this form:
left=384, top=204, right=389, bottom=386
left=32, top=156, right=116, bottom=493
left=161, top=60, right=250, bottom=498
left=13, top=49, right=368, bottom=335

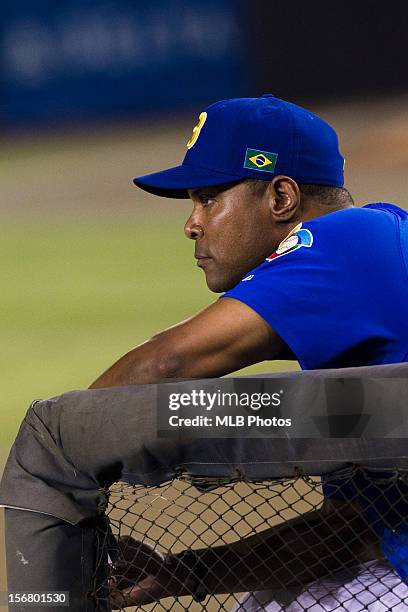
left=246, top=179, right=354, bottom=207
left=299, top=184, right=354, bottom=206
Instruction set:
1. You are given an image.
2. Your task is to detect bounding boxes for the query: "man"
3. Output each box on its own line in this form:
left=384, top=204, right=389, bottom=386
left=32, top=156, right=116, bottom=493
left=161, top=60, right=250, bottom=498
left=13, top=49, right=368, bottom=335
left=91, top=95, right=408, bottom=610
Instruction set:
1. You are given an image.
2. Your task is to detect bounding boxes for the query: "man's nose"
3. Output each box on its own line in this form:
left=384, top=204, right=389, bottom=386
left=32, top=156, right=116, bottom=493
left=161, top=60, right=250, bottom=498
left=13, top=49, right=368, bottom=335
left=184, top=214, right=204, bottom=240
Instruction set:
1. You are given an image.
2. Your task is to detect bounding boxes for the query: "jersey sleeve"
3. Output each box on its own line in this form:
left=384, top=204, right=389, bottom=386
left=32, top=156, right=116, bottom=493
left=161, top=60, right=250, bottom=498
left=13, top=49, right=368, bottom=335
left=222, top=207, right=406, bottom=370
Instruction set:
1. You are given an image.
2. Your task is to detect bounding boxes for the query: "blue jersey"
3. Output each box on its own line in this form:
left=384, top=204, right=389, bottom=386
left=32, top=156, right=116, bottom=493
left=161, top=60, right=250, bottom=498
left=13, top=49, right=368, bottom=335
left=223, top=203, right=408, bottom=370
left=223, top=202, right=408, bottom=581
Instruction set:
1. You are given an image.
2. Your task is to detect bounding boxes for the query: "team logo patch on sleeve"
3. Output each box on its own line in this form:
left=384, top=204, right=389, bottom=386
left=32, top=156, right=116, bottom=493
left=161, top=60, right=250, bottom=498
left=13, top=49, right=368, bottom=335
left=244, top=148, right=278, bottom=173
left=266, top=223, right=313, bottom=261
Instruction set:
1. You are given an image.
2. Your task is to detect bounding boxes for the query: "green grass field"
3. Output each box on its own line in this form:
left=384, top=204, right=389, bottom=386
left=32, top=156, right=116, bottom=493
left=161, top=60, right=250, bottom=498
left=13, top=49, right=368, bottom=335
left=0, top=214, right=298, bottom=451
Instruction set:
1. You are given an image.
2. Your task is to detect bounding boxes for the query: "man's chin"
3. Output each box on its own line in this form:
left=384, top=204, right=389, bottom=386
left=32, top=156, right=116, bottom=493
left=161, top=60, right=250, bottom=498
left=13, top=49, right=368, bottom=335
left=205, top=273, right=242, bottom=294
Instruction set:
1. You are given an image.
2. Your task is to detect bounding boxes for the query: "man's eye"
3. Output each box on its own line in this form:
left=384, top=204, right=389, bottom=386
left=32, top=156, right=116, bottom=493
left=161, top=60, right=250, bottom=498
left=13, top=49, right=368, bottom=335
left=200, top=195, right=215, bottom=206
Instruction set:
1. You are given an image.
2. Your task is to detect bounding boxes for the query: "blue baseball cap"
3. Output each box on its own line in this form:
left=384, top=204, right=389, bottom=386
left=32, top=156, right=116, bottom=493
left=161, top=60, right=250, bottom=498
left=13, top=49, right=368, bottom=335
left=133, top=94, right=345, bottom=199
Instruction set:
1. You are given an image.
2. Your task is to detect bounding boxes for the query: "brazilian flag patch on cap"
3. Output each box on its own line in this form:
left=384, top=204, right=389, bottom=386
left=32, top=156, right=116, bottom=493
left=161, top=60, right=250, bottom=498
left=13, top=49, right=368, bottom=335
left=244, top=148, right=278, bottom=173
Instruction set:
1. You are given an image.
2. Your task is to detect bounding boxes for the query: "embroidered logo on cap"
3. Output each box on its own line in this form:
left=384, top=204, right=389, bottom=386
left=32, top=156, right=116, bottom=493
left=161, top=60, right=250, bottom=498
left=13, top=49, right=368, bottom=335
left=244, top=148, right=278, bottom=172
left=187, top=112, right=207, bottom=149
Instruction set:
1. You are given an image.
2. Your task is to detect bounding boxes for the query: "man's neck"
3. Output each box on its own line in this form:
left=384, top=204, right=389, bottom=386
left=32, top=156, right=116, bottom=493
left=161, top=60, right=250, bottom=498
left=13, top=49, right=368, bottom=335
left=301, top=202, right=354, bottom=223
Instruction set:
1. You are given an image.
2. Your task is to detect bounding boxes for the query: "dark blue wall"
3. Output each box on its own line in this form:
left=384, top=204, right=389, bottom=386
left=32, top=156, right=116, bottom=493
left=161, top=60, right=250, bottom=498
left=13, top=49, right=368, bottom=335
left=2, top=0, right=247, bottom=126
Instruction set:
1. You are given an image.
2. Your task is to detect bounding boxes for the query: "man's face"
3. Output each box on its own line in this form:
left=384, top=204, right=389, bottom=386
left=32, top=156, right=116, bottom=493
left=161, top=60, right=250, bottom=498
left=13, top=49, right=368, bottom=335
left=185, top=181, right=281, bottom=292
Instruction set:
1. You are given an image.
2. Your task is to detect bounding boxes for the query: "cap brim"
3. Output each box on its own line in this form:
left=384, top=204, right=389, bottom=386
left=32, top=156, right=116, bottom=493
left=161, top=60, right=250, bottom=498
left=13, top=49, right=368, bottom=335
left=133, top=164, right=243, bottom=199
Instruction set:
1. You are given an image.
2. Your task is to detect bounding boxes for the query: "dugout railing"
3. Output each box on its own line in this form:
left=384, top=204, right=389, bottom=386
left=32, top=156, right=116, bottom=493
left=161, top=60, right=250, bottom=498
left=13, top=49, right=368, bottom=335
left=0, top=363, right=407, bottom=611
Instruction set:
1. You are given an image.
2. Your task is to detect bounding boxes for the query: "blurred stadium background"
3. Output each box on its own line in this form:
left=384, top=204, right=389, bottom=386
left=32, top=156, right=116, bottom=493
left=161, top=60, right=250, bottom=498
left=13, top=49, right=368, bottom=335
left=1, top=0, right=408, bottom=603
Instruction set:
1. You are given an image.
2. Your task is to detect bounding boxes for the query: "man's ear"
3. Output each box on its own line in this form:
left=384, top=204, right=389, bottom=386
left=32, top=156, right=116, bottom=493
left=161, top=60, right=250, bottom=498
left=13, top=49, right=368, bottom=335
left=267, top=176, right=301, bottom=222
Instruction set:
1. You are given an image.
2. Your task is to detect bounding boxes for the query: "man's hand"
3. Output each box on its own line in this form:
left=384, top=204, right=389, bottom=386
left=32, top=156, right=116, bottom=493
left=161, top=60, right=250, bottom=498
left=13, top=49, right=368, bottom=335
left=109, top=536, right=194, bottom=609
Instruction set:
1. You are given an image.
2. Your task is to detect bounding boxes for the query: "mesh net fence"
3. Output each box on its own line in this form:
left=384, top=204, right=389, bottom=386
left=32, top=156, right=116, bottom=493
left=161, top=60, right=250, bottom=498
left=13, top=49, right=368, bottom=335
left=93, top=466, right=408, bottom=611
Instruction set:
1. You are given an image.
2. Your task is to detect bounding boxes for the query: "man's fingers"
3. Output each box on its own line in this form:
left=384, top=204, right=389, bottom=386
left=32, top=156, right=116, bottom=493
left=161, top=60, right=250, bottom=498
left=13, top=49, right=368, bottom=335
left=110, top=584, right=141, bottom=610
left=111, top=536, right=164, bottom=584
left=110, top=576, right=168, bottom=609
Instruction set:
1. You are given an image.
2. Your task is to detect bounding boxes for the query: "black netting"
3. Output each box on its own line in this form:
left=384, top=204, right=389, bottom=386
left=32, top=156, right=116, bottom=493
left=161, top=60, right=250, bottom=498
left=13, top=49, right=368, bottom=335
left=92, top=467, right=408, bottom=611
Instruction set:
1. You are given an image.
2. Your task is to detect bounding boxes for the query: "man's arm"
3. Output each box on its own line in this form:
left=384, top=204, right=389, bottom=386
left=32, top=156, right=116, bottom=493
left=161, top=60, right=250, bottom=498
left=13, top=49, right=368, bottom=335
left=89, top=298, right=287, bottom=388
left=110, top=499, right=381, bottom=608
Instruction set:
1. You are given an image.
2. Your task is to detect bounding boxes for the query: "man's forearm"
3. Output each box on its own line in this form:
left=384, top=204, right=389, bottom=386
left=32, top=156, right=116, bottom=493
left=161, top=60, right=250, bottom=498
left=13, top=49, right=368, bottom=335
left=89, top=299, right=283, bottom=389
left=89, top=335, right=176, bottom=388
left=191, top=502, right=380, bottom=594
